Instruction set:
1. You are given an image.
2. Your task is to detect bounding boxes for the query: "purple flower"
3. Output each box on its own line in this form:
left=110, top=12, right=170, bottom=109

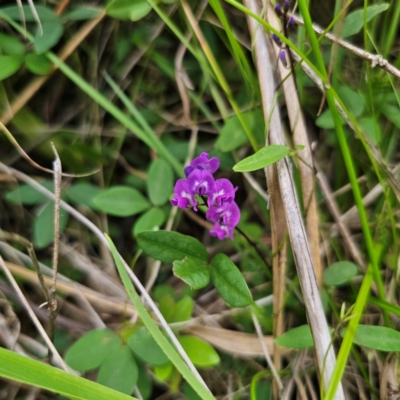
left=206, top=201, right=241, bottom=240
left=208, top=178, right=238, bottom=207
left=171, top=179, right=197, bottom=211
left=187, top=168, right=215, bottom=197
left=272, top=33, right=282, bottom=47
left=279, top=50, right=288, bottom=68
left=184, top=152, right=220, bottom=177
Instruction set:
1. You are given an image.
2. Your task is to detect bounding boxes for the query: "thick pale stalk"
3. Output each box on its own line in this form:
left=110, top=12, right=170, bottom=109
left=244, top=1, right=344, bottom=397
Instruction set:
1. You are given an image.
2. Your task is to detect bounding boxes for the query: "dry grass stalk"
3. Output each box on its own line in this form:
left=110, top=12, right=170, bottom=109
left=244, top=0, right=344, bottom=397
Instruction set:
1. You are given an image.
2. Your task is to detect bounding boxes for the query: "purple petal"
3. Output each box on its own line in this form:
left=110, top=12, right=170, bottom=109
left=208, top=178, right=238, bottom=207
left=170, top=179, right=197, bottom=211
left=187, top=169, right=215, bottom=197
left=185, top=152, right=220, bottom=176
left=279, top=50, right=288, bottom=68
left=206, top=201, right=241, bottom=240
left=210, top=223, right=228, bottom=240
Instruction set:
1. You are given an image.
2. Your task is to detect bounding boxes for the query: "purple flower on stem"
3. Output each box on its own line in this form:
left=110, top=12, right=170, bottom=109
left=272, top=33, right=282, bottom=47
left=287, top=16, right=295, bottom=28
left=275, top=3, right=282, bottom=17
left=171, top=179, right=197, bottom=211
left=184, top=152, right=220, bottom=177
left=207, top=202, right=241, bottom=240
left=187, top=168, right=215, bottom=197
left=279, top=49, right=288, bottom=68
left=208, top=178, right=238, bottom=207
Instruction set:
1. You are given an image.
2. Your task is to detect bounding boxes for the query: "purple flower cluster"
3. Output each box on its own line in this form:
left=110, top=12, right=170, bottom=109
left=171, top=153, right=240, bottom=240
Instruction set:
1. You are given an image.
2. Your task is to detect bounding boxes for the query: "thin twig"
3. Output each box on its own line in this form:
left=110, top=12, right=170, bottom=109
left=0, top=257, right=70, bottom=372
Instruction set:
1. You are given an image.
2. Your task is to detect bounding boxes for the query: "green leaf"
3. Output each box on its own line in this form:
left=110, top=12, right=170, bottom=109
left=5, top=181, right=53, bottom=205
left=173, top=257, right=210, bottom=290
left=342, top=325, right=400, bottom=352
left=233, top=145, right=290, bottom=172
left=274, top=325, right=314, bottom=349
left=0, top=33, right=25, bottom=55
left=98, top=345, right=138, bottom=394
left=132, top=207, right=166, bottom=235
left=34, top=21, right=64, bottom=54
left=154, top=361, right=173, bottom=381
left=128, top=328, right=169, bottom=366
left=105, top=235, right=215, bottom=400
left=65, top=328, right=121, bottom=371
left=172, top=296, right=194, bottom=322
left=0, top=5, right=59, bottom=22
left=25, top=53, right=53, bottom=75
left=147, top=158, right=174, bottom=206
left=92, top=186, right=150, bottom=216
left=0, top=347, right=137, bottom=400
left=33, top=202, right=69, bottom=249
left=210, top=253, right=253, bottom=307
left=337, top=86, right=364, bottom=118
left=62, top=7, right=103, bottom=21
left=137, top=231, right=208, bottom=263
left=66, top=182, right=103, bottom=208
left=323, top=261, right=358, bottom=286
left=0, top=55, right=24, bottom=80
left=106, top=0, right=152, bottom=21
left=178, top=336, right=220, bottom=368
left=215, top=110, right=264, bottom=152
left=342, top=4, right=389, bottom=38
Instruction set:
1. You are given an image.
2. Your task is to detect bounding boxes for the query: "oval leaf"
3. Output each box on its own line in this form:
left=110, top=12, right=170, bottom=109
left=5, top=181, right=53, bottom=205
left=172, top=296, right=194, bottom=322
left=323, top=261, right=358, bottom=286
left=210, top=253, right=253, bottom=307
left=65, top=328, right=121, bottom=371
left=66, top=182, right=102, bottom=208
left=33, top=202, right=69, bottom=249
left=128, top=327, right=168, bottom=366
left=25, top=53, right=53, bottom=75
left=342, top=4, right=389, bottom=38
left=342, top=325, right=400, bottom=352
left=98, top=345, right=138, bottom=394
left=0, top=5, right=59, bottom=21
left=0, top=33, right=25, bottom=55
left=178, top=335, right=220, bottom=368
left=136, top=230, right=208, bottom=263
left=92, top=186, right=150, bottom=216
left=0, top=55, right=24, bottom=80
left=106, top=0, right=152, bottom=21
left=132, top=207, right=166, bottom=235
left=147, top=158, right=173, bottom=206
left=173, top=257, right=210, bottom=290
left=62, top=7, right=103, bottom=21
left=233, top=145, right=290, bottom=172
left=274, top=325, right=314, bottom=349
left=34, top=21, right=64, bottom=54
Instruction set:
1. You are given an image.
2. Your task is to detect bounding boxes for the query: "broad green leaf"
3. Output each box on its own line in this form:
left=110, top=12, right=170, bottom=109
left=159, top=294, right=176, bottom=323
left=128, top=328, right=169, bottom=365
left=342, top=325, right=400, bottom=352
left=342, top=4, right=389, bottom=38
left=0, top=5, right=59, bottom=21
left=132, top=207, right=166, bottom=235
left=98, top=345, right=138, bottom=394
left=92, top=186, right=150, bottom=216
left=0, top=33, right=25, bottom=55
left=359, top=117, right=379, bottom=145
left=233, top=145, right=290, bottom=172
left=274, top=325, right=314, bottom=348
left=172, top=296, right=194, bottom=322
left=106, top=0, right=152, bottom=21
left=323, top=261, right=358, bottom=286
left=66, top=182, right=102, bottom=208
left=34, top=21, right=64, bottom=54
left=65, top=328, right=121, bottom=371
left=382, top=104, right=400, bottom=129
left=62, top=7, right=103, bottom=21
left=337, top=86, right=364, bottom=118
left=215, top=110, right=264, bottom=152
left=178, top=336, right=220, bottom=368
left=137, top=231, right=208, bottom=263
left=210, top=253, right=253, bottom=307
left=0, top=347, right=137, bottom=400
left=154, top=361, right=173, bottom=381
left=105, top=235, right=215, bottom=400
left=0, top=55, right=24, bottom=80
left=33, top=202, right=69, bottom=249
left=147, top=158, right=173, bottom=206
left=25, top=53, right=53, bottom=75
left=137, top=363, right=152, bottom=400
left=173, top=257, right=210, bottom=290
left=5, top=181, right=53, bottom=205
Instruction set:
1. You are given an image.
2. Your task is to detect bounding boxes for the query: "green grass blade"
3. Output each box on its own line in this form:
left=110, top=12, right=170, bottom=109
left=105, top=235, right=215, bottom=400
left=0, top=347, right=137, bottom=400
